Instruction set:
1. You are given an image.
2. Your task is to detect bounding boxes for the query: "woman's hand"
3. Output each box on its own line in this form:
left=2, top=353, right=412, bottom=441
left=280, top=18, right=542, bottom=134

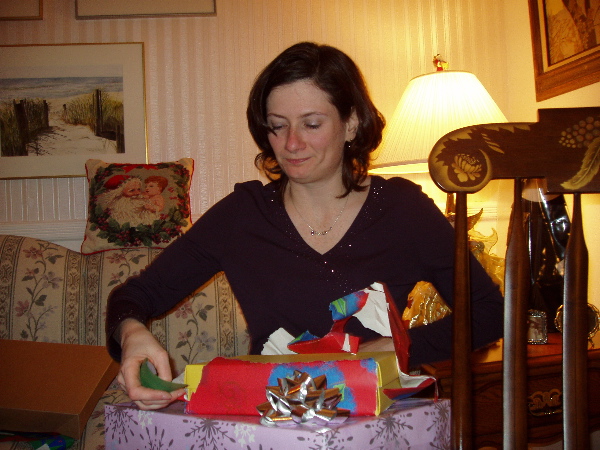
left=116, top=318, right=186, bottom=410
left=358, top=336, right=395, bottom=353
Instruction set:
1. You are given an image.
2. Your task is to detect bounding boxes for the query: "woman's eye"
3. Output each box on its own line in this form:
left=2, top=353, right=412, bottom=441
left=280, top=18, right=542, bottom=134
left=269, top=124, right=285, bottom=132
left=305, top=123, right=321, bottom=130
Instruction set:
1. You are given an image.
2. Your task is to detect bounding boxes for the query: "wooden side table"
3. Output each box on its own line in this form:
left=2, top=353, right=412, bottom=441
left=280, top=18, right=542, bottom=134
left=421, top=333, right=600, bottom=448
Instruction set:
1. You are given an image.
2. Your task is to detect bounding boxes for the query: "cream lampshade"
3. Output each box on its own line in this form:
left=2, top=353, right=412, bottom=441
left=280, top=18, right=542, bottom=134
left=370, top=70, right=507, bottom=175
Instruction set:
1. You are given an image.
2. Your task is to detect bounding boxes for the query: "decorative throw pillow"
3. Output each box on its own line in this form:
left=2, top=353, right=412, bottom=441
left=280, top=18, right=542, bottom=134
left=81, top=158, right=194, bottom=254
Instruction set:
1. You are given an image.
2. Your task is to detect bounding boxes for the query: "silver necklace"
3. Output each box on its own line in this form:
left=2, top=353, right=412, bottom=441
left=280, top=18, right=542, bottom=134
left=290, top=193, right=350, bottom=236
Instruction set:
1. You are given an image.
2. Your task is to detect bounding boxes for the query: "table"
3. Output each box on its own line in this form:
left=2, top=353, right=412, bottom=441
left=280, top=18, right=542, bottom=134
left=421, top=332, right=600, bottom=448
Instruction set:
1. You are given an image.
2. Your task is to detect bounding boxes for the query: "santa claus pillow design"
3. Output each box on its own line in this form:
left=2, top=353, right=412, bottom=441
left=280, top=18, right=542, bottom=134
left=81, top=158, right=194, bottom=254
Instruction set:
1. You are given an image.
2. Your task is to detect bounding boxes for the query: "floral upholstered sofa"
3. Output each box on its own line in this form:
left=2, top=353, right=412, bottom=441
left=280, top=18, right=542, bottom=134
left=0, top=234, right=249, bottom=449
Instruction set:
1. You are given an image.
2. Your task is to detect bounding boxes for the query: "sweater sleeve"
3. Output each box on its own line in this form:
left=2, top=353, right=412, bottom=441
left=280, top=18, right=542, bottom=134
left=389, top=179, right=504, bottom=367
left=105, top=188, right=242, bottom=361
left=406, top=252, right=504, bottom=367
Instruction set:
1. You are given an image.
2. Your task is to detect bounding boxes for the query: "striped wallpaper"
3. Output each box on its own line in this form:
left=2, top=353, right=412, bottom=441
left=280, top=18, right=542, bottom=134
left=0, top=0, right=509, bottom=228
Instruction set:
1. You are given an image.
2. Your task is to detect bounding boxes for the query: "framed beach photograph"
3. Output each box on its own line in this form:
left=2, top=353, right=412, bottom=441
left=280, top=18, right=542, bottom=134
left=76, top=0, right=216, bottom=19
left=528, top=0, right=600, bottom=101
left=0, top=43, right=147, bottom=179
left=0, top=0, right=42, bottom=20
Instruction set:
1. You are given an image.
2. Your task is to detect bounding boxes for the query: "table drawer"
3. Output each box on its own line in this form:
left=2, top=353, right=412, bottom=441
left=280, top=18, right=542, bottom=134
left=435, top=359, right=600, bottom=447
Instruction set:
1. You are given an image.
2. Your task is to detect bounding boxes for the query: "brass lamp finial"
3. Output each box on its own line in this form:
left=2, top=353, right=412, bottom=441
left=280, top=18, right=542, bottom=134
left=433, top=54, right=449, bottom=71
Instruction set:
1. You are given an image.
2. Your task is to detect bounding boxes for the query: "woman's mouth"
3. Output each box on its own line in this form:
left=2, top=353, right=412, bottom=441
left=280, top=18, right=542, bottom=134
left=286, top=157, right=310, bottom=165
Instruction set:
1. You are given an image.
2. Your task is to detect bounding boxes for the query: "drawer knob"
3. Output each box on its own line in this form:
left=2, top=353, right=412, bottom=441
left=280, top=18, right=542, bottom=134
left=528, top=388, right=562, bottom=416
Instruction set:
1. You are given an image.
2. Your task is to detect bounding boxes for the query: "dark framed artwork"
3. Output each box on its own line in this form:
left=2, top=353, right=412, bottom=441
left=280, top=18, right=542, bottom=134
left=528, top=0, right=600, bottom=101
left=76, top=0, right=216, bottom=19
left=0, top=0, right=42, bottom=20
left=0, top=43, right=147, bottom=179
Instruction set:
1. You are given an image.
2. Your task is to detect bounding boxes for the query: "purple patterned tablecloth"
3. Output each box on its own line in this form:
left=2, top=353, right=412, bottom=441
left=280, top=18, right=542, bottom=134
left=105, top=398, right=450, bottom=449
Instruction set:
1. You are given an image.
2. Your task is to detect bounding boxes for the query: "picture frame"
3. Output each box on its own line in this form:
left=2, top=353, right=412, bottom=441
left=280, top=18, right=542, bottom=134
left=76, top=0, right=216, bottom=19
left=0, top=0, right=42, bottom=20
left=0, top=43, right=147, bottom=179
left=527, top=310, right=548, bottom=345
left=528, top=0, right=600, bottom=101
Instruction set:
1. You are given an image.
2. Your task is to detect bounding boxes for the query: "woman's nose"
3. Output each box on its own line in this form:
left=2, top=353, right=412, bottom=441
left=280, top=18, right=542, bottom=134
left=285, top=128, right=304, bottom=152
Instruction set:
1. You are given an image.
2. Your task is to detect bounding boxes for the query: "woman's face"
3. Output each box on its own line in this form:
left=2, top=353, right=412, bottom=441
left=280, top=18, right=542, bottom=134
left=266, top=79, right=357, bottom=185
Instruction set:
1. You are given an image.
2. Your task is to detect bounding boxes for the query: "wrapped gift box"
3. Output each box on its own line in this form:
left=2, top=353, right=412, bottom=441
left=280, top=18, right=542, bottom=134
left=105, top=398, right=450, bottom=449
left=184, top=351, right=400, bottom=416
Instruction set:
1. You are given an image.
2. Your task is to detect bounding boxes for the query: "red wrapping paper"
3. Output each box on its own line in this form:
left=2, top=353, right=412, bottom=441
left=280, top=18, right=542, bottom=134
left=187, top=357, right=381, bottom=416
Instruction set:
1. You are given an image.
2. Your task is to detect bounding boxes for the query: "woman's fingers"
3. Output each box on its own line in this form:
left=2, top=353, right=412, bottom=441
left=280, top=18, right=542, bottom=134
left=134, top=387, right=186, bottom=410
left=116, top=319, right=181, bottom=409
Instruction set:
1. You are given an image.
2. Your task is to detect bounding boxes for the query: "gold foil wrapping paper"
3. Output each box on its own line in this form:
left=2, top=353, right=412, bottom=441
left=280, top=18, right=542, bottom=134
left=469, top=228, right=505, bottom=296
left=402, top=281, right=452, bottom=329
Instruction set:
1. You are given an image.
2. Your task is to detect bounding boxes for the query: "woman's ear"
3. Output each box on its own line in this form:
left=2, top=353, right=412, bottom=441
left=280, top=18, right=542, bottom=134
left=345, top=109, right=359, bottom=142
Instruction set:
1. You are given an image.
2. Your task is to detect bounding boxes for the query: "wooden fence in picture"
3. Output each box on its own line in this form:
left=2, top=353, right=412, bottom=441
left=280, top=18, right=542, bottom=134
left=92, top=89, right=125, bottom=153
left=10, top=99, right=50, bottom=156
left=2, top=89, right=124, bottom=157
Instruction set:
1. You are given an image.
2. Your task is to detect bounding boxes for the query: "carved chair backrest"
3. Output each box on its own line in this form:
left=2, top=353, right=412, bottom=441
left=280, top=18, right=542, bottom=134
left=428, top=107, right=600, bottom=449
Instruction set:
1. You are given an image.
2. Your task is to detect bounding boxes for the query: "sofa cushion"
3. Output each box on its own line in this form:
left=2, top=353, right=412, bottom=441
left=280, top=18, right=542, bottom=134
left=81, top=158, right=194, bottom=254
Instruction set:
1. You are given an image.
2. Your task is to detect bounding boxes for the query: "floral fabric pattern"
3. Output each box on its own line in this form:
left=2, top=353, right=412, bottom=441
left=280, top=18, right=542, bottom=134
left=16, top=241, right=63, bottom=341
left=0, top=234, right=249, bottom=449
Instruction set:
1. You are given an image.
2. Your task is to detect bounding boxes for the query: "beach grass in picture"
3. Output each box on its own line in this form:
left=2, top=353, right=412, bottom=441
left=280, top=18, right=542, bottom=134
left=1, top=75, right=124, bottom=157
left=0, top=43, right=146, bottom=179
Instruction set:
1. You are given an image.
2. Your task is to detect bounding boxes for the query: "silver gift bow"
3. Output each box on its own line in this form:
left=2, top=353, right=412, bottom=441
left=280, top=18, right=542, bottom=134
left=257, top=370, right=350, bottom=426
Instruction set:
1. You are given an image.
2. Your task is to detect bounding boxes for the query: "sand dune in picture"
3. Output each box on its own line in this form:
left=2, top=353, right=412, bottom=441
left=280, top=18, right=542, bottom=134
left=25, top=93, right=122, bottom=157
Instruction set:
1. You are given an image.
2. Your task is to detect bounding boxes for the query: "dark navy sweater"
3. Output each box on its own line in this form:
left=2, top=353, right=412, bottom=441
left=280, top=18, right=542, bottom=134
left=106, top=175, right=503, bottom=367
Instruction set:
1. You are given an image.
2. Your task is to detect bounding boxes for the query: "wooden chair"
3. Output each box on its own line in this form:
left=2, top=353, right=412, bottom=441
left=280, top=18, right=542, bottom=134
left=428, top=107, right=600, bottom=449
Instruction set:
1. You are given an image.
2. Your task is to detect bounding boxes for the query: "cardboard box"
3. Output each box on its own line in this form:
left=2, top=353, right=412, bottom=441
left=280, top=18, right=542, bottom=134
left=106, top=398, right=450, bottom=449
left=0, top=340, right=119, bottom=439
left=185, top=351, right=400, bottom=416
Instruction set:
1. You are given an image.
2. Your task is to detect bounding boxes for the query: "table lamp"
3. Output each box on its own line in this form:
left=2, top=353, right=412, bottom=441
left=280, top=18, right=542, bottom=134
left=370, top=62, right=507, bottom=215
left=370, top=67, right=507, bottom=176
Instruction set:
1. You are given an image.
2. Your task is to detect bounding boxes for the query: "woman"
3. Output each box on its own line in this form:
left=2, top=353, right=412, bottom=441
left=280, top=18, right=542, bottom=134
left=107, top=42, right=503, bottom=410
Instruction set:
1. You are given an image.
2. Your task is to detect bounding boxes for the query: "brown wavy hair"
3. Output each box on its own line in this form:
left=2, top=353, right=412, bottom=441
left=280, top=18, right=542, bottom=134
left=247, top=42, right=385, bottom=196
